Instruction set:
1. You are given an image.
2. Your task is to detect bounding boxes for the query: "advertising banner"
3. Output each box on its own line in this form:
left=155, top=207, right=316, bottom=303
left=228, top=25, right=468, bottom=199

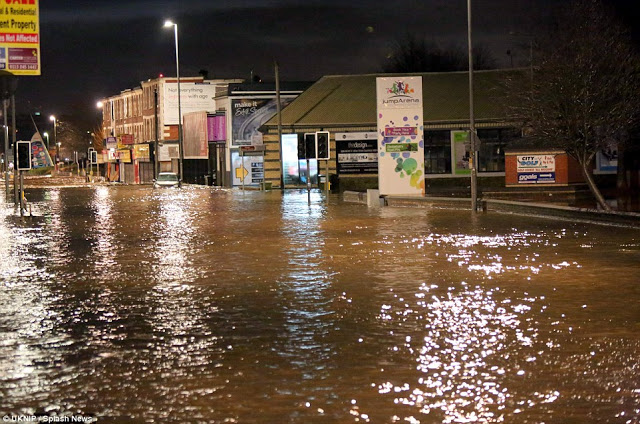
left=0, top=0, right=40, bottom=76
left=183, top=111, right=208, bottom=158
left=516, top=154, right=556, bottom=184
left=29, top=132, right=52, bottom=168
left=231, top=98, right=292, bottom=146
left=452, top=130, right=471, bottom=175
left=163, top=82, right=217, bottom=125
left=207, top=114, right=226, bottom=142
left=376, top=77, right=424, bottom=196
left=336, top=133, right=378, bottom=175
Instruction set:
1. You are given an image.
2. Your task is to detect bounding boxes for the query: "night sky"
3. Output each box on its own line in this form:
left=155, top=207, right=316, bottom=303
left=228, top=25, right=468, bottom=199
left=15, top=0, right=640, bottom=125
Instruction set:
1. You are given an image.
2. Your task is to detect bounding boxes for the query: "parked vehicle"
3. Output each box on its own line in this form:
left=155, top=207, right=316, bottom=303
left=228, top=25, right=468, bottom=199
left=153, top=172, right=180, bottom=188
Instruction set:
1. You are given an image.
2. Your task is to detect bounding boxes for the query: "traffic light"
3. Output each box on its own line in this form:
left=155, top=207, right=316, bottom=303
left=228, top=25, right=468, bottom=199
left=297, top=133, right=306, bottom=160
left=16, top=141, right=31, bottom=170
left=91, top=150, right=98, bottom=165
left=304, top=133, right=316, bottom=159
left=315, top=131, right=330, bottom=160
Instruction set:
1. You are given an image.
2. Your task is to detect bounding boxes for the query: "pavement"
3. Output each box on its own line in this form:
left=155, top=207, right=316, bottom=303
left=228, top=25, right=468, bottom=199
left=1, top=172, right=102, bottom=188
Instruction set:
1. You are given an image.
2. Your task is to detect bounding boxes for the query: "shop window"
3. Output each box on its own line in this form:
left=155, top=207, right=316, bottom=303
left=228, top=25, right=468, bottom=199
left=424, top=130, right=451, bottom=174
left=477, top=128, right=521, bottom=172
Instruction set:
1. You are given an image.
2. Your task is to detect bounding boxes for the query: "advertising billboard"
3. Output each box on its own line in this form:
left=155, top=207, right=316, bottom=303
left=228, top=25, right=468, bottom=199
left=207, top=114, right=226, bottom=142
left=335, top=132, right=378, bottom=175
left=183, top=111, right=208, bottom=158
left=163, top=82, right=217, bottom=125
left=376, top=77, right=424, bottom=196
left=231, top=98, right=292, bottom=146
left=0, top=0, right=40, bottom=76
left=516, top=154, right=556, bottom=184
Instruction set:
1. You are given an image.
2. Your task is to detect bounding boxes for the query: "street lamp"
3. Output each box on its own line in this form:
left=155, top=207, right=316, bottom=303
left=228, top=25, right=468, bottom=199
left=50, top=115, right=58, bottom=169
left=467, top=0, right=478, bottom=213
left=163, top=19, right=184, bottom=181
left=49, top=115, right=57, bottom=148
left=43, top=131, right=49, bottom=149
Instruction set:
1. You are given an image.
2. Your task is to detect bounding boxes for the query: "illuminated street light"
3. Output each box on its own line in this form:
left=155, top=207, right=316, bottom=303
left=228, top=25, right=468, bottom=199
left=43, top=131, right=49, bottom=149
left=49, top=115, right=57, bottom=148
left=163, top=19, right=184, bottom=181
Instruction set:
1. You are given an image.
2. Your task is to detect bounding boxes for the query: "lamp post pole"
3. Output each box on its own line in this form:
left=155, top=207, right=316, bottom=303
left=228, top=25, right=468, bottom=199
left=164, top=20, right=183, bottom=182
left=50, top=115, right=58, bottom=170
left=467, top=0, right=478, bottom=213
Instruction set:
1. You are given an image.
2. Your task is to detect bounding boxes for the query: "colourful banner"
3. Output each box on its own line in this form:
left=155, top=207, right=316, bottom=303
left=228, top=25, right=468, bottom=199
left=0, top=0, right=40, bottom=76
left=376, top=76, right=424, bottom=196
left=207, top=114, right=226, bottom=142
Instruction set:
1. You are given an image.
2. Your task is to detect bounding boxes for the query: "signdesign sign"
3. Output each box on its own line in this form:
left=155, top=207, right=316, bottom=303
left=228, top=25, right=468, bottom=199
left=516, top=154, right=556, bottom=184
left=0, top=0, right=40, bottom=76
left=376, top=76, right=424, bottom=196
left=336, top=136, right=378, bottom=175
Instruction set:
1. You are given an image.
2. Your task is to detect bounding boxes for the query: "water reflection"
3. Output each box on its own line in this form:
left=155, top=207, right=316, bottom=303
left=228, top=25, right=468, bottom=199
left=0, top=187, right=639, bottom=422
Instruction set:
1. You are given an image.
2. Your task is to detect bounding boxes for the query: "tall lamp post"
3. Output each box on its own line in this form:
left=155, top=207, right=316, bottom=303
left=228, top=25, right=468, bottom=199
left=43, top=131, right=49, bottom=149
left=50, top=115, right=58, bottom=169
left=164, top=19, right=184, bottom=181
left=467, top=0, right=478, bottom=213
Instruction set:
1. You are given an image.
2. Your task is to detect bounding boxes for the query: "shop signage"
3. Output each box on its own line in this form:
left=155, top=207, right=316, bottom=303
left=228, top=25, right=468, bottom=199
left=117, top=149, right=132, bottom=163
left=133, top=144, right=150, bottom=161
left=336, top=137, right=378, bottom=175
left=516, top=154, right=556, bottom=184
left=0, top=0, right=40, bottom=76
left=376, top=76, right=424, bottom=196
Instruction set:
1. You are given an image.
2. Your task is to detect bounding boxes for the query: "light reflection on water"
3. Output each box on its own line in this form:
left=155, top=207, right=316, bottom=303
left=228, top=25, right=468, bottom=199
left=0, top=186, right=639, bottom=423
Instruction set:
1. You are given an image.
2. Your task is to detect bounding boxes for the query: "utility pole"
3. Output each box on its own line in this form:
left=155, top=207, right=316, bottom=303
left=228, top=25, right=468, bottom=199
left=467, top=0, right=478, bottom=213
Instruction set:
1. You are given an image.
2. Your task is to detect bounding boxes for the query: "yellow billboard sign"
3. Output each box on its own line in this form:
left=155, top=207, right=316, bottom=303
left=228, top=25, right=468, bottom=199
left=0, top=1, right=40, bottom=76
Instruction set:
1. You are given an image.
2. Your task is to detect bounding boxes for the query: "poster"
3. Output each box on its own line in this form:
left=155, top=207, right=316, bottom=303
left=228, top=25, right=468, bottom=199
left=516, top=154, right=556, bottom=184
left=452, top=130, right=471, bottom=175
left=231, top=98, right=292, bottom=146
left=0, top=0, right=40, bottom=76
left=376, top=77, right=424, bottom=196
left=162, top=82, right=217, bottom=125
left=335, top=132, right=378, bottom=174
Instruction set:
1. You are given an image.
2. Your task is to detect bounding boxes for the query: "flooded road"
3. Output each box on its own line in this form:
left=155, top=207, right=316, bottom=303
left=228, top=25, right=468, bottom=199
left=1, top=186, right=639, bottom=423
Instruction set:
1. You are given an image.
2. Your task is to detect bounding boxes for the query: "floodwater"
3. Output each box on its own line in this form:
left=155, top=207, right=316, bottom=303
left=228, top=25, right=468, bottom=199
left=1, top=186, right=639, bottom=424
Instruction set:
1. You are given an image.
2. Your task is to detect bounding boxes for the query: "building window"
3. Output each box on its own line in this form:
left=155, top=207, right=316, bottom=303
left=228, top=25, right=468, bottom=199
left=477, top=128, right=520, bottom=172
left=424, top=130, right=451, bottom=174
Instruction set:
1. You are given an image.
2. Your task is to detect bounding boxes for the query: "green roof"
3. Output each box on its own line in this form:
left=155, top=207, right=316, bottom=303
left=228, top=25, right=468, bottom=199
left=264, top=69, right=521, bottom=128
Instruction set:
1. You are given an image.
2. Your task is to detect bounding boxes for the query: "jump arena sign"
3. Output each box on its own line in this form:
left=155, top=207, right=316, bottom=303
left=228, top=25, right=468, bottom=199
left=376, top=76, right=424, bottom=196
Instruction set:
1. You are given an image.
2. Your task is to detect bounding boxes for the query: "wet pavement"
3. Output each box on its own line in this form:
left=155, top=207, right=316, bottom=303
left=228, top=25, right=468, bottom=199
left=1, top=184, right=639, bottom=423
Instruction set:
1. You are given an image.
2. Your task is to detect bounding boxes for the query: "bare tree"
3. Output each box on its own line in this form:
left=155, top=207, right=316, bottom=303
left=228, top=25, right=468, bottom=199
left=505, top=0, right=640, bottom=210
left=383, top=33, right=496, bottom=73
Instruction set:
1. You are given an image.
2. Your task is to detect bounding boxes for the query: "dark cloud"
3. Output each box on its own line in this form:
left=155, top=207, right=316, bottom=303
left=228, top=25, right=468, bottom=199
left=14, top=0, right=639, bottom=127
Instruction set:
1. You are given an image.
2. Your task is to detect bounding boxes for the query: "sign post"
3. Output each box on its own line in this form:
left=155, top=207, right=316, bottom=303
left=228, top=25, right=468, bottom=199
left=0, top=1, right=41, bottom=76
left=16, top=141, right=31, bottom=216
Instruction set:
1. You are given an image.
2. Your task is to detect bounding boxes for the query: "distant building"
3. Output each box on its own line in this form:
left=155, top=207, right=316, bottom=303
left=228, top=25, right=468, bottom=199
left=98, top=76, right=242, bottom=184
